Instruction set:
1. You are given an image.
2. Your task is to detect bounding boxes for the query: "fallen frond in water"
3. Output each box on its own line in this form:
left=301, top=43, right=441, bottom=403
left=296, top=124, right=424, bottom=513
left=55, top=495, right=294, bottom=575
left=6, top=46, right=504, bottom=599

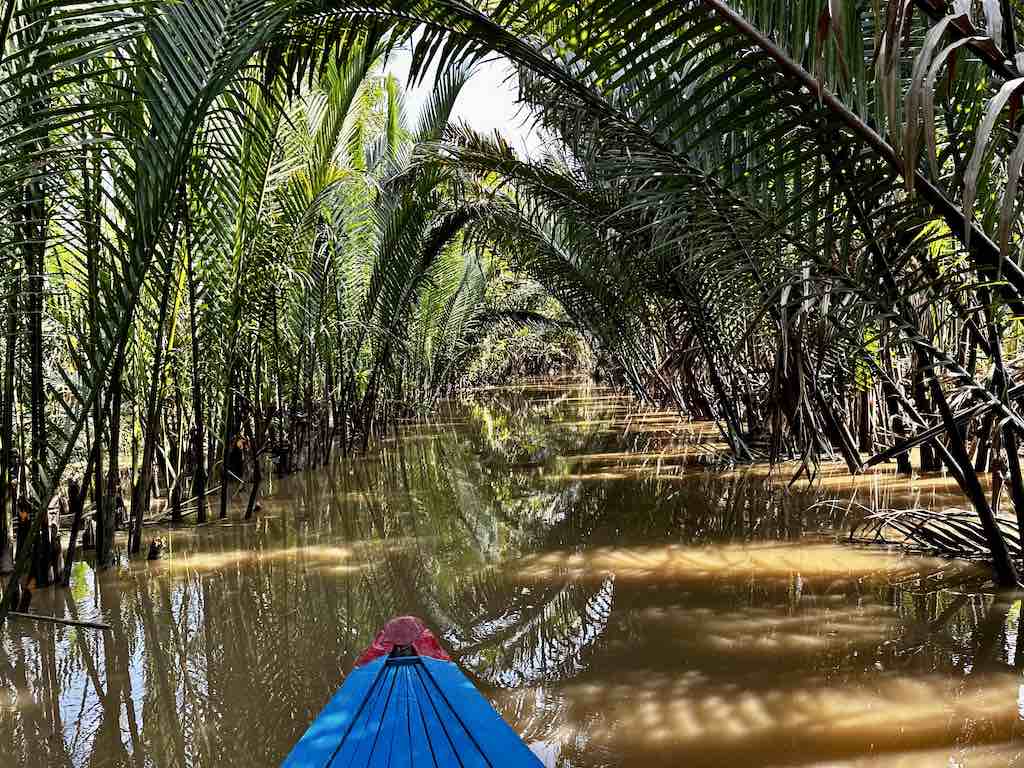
left=844, top=503, right=1022, bottom=559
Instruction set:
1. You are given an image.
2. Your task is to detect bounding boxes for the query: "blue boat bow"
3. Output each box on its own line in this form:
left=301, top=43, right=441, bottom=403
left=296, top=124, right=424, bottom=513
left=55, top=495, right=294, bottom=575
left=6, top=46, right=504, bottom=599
left=283, top=616, right=544, bottom=767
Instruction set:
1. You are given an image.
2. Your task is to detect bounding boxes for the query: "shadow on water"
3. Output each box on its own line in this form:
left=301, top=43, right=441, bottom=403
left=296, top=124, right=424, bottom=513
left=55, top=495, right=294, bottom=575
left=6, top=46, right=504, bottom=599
left=2, top=382, right=1024, bottom=766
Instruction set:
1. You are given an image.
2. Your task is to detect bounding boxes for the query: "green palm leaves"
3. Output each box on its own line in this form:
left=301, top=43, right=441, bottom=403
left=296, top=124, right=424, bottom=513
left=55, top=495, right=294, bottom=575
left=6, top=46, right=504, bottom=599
left=290, top=0, right=1024, bottom=578
left=8, top=0, right=1024, bottom=600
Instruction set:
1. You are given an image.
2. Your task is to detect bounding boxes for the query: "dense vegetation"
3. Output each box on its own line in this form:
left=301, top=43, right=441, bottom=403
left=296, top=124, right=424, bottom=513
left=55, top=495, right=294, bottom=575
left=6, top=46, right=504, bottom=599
left=6, top=0, right=1024, bottom=607
left=0, top=2, right=583, bottom=603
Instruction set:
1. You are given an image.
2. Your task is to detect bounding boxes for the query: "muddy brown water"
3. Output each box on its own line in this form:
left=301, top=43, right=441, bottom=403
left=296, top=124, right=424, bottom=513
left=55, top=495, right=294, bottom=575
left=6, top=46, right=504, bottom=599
left=2, top=383, right=1023, bottom=767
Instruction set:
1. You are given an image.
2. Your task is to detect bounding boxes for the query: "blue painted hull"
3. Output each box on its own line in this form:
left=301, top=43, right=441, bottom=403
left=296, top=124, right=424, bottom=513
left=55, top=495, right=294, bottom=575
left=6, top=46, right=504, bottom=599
left=283, top=654, right=543, bottom=767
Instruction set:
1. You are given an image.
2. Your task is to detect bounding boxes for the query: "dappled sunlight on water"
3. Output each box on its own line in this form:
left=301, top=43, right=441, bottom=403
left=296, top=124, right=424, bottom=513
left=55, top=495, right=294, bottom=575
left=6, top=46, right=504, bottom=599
left=146, top=536, right=423, bottom=576
left=514, top=542, right=977, bottom=584
left=544, top=471, right=632, bottom=481
left=1, top=382, right=1020, bottom=767
left=795, top=742, right=1024, bottom=766
left=158, top=543, right=358, bottom=573
left=557, top=447, right=733, bottom=471
left=632, top=603, right=899, bottom=657
left=498, top=673, right=1024, bottom=767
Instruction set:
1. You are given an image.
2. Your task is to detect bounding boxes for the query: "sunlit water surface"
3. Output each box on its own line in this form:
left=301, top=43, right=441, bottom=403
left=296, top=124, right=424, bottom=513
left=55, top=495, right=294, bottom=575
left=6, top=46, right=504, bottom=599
left=2, top=383, right=1024, bottom=767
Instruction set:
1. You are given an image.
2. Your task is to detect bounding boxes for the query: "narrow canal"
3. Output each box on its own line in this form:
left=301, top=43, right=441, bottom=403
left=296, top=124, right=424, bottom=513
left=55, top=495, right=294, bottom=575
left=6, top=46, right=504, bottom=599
left=2, top=383, right=1021, bottom=767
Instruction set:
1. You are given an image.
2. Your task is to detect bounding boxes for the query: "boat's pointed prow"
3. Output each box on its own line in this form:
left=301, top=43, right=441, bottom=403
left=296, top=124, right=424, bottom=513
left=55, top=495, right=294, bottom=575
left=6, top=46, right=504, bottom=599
left=353, top=615, right=451, bottom=667
left=283, top=616, right=544, bottom=767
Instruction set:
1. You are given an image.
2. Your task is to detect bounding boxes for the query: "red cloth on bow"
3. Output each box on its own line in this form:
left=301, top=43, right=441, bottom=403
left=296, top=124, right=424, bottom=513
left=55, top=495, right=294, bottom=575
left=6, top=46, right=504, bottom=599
left=354, top=616, right=451, bottom=668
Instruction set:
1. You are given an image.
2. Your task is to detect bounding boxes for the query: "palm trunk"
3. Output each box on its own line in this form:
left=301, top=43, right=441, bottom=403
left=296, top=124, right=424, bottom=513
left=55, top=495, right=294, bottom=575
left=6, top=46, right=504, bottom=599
left=858, top=388, right=872, bottom=453
left=881, top=331, right=912, bottom=474
left=323, top=359, right=333, bottom=466
left=978, top=296, right=1024, bottom=569
left=244, top=347, right=263, bottom=521
left=129, top=267, right=175, bottom=554
left=62, top=480, right=85, bottom=586
left=170, top=381, right=184, bottom=524
left=219, top=371, right=233, bottom=520
left=975, top=411, right=996, bottom=473
left=184, top=197, right=207, bottom=524
left=62, top=395, right=110, bottom=586
left=90, top=379, right=105, bottom=555
left=339, top=365, right=350, bottom=458
left=911, top=359, right=940, bottom=471
left=0, top=269, right=18, bottom=571
left=272, top=287, right=283, bottom=450
left=99, top=375, right=123, bottom=569
left=25, top=167, right=49, bottom=586
left=929, top=375, right=1019, bottom=587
